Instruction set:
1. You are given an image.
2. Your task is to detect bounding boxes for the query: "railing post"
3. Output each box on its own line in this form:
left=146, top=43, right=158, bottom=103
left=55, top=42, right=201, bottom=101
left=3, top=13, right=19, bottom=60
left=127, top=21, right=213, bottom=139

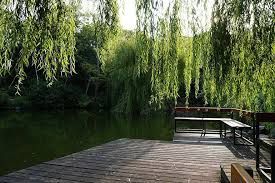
left=255, top=114, right=260, bottom=169
left=224, top=124, right=227, bottom=137
left=252, top=113, right=256, bottom=146
left=174, top=109, right=177, bottom=133
left=272, top=145, right=275, bottom=182
left=175, top=119, right=177, bottom=133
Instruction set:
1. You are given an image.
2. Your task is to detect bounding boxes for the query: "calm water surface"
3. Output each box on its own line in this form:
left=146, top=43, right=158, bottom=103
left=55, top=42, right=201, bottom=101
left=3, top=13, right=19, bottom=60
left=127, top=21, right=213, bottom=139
left=0, top=110, right=173, bottom=176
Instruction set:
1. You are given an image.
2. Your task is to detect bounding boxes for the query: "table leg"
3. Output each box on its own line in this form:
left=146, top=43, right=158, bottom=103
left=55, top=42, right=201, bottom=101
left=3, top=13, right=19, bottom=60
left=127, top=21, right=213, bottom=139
left=219, top=121, right=222, bottom=138
left=272, top=145, right=275, bottom=182
left=253, top=116, right=256, bottom=145
left=204, top=121, right=206, bottom=136
left=233, top=128, right=236, bottom=145
left=256, top=121, right=260, bottom=169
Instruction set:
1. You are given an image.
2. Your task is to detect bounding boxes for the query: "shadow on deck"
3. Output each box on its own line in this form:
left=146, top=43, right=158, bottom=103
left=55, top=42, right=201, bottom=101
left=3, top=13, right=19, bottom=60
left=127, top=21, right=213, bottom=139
left=174, top=133, right=263, bottom=182
left=0, top=134, right=264, bottom=183
left=173, top=133, right=256, bottom=159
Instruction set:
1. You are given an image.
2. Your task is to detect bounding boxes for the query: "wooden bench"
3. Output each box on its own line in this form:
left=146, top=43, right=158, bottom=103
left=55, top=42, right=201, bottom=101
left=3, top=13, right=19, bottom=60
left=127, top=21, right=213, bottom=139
left=255, top=112, right=275, bottom=182
left=221, top=118, right=253, bottom=145
left=175, top=116, right=253, bottom=145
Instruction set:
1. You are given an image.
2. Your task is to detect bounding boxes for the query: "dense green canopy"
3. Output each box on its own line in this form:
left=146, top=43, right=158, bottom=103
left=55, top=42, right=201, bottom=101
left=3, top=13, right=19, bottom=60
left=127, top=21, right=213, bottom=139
left=0, top=0, right=76, bottom=94
left=198, top=0, right=275, bottom=111
left=0, top=0, right=274, bottom=113
left=101, top=0, right=274, bottom=113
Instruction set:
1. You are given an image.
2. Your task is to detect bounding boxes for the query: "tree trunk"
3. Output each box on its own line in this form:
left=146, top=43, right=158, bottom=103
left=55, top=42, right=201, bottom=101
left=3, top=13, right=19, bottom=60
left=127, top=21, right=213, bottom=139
left=9, top=76, right=17, bottom=89
left=35, top=64, right=39, bottom=85
left=85, top=76, right=92, bottom=95
left=94, top=80, right=99, bottom=102
left=94, top=47, right=101, bottom=102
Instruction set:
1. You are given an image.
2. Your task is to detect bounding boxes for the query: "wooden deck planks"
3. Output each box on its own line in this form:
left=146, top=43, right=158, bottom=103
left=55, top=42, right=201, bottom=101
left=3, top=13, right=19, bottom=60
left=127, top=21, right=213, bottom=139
left=0, top=137, right=262, bottom=183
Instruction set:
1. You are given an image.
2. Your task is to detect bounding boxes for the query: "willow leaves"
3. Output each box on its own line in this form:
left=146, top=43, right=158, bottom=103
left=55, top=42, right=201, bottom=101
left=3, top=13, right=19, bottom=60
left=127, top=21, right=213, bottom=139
left=196, top=0, right=275, bottom=111
left=136, top=0, right=181, bottom=108
left=0, top=0, right=76, bottom=93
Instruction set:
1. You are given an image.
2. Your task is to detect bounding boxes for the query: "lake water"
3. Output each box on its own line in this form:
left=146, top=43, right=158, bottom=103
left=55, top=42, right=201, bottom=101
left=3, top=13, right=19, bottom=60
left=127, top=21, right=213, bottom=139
left=0, top=110, right=173, bottom=176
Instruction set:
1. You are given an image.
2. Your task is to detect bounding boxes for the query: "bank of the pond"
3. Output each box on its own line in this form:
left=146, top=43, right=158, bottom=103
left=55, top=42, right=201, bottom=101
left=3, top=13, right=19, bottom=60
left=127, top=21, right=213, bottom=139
left=0, top=110, right=173, bottom=176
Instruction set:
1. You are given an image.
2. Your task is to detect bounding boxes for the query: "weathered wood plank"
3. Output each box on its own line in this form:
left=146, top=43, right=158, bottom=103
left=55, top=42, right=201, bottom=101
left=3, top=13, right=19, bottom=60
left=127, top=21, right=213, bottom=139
left=0, top=137, right=262, bottom=183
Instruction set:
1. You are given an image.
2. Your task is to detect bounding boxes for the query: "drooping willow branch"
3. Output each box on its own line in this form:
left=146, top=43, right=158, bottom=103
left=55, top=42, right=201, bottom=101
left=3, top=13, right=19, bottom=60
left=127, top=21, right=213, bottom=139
left=0, top=0, right=76, bottom=94
left=100, top=0, right=274, bottom=113
left=136, top=0, right=181, bottom=108
left=193, top=0, right=275, bottom=111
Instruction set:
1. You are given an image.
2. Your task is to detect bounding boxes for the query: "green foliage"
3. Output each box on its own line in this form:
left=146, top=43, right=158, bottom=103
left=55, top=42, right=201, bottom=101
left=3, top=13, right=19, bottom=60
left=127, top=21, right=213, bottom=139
left=100, top=0, right=183, bottom=113
left=135, top=0, right=181, bottom=108
left=0, top=89, right=9, bottom=106
left=264, top=123, right=275, bottom=138
left=0, top=0, right=76, bottom=93
left=102, top=34, right=151, bottom=114
left=102, top=0, right=274, bottom=113
left=0, top=0, right=274, bottom=114
left=178, top=37, right=193, bottom=104
left=27, top=81, right=85, bottom=109
left=75, top=24, right=105, bottom=96
left=76, top=24, right=98, bottom=65
left=95, top=0, right=119, bottom=48
left=193, top=0, right=275, bottom=111
left=92, top=0, right=119, bottom=66
left=78, top=95, right=92, bottom=108
left=10, top=96, right=30, bottom=108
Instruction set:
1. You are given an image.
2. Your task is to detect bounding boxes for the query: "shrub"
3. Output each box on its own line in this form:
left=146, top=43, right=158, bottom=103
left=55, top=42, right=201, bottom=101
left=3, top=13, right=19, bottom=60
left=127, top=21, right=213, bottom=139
left=78, top=95, right=92, bottom=108
left=27, top=81, right=85, bottom=109
left=0, top=89, right=10, bottom=106
left=10, top=96, right=30, bottom=108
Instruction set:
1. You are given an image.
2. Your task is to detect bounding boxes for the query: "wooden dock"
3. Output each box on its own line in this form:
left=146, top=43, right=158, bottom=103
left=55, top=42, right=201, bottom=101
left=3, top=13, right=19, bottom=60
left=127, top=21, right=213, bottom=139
left=0, top=135, right=263, bottom=182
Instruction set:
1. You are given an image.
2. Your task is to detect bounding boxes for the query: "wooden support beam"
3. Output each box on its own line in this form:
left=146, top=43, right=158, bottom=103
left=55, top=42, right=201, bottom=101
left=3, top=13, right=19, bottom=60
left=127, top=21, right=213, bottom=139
left=231, top=163, right=255, bottom=183
left=255, top=112, right=275, bottom=122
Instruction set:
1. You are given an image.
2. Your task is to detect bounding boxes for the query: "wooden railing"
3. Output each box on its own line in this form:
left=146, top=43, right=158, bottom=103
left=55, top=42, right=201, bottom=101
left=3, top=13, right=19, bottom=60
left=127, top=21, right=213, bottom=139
left=175, top=107, right=256, bottom=145
left=175, top=107, right=275, bottom=182
left=255, top=113, right=275, bottom=122
left=175, top=107, right=254, bottom=117
left=255, top=112, right=275, bottom=183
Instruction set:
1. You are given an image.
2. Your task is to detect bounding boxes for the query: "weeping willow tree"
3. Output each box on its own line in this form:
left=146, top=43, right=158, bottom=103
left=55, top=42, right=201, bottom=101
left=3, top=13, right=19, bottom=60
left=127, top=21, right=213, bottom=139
left=0, top=0, right=76, bottom=94
left=135, top=0, right=181, bottom=110
left=101, top=0, right=274, bottom=113
left=191, top=0, right=275, bottom=111
left=89, top=0, right=119, bottom=100
left=101, top=0, right=182, bottom=114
